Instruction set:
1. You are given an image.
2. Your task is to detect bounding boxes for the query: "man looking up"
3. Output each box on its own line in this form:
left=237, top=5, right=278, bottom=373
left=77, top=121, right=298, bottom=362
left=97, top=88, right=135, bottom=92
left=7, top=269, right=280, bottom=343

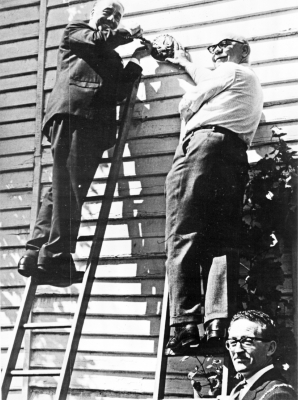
left=18, top=0, right=152, bottom=284
left=222, top=310, right=296, bottom=400
left=165, top=33, right=263, bottom=352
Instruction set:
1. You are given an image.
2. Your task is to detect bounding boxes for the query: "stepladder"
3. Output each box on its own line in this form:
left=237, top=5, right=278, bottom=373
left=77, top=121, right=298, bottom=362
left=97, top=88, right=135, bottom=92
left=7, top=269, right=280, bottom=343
left=1, top=76, right=141, bottom=400
left=153, top=252, right=240, bottom=399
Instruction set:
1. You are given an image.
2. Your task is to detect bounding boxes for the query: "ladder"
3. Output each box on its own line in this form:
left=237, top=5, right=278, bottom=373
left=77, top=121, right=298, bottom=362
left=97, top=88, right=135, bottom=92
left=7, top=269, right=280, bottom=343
left=1, top=76, right=141, bottom=400
left=153, top=252, right=240, bottom=399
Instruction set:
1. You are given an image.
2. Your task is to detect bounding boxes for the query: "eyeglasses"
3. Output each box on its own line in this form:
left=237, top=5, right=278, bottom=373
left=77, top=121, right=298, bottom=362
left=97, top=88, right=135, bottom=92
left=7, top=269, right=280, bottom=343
left=226, top=336, right=271, bottom=350
left=207, top=39, right=245, bottom=54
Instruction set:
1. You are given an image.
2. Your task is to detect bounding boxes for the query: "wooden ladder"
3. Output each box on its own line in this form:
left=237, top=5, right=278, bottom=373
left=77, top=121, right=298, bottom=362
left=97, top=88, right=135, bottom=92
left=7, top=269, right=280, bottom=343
left=1, top=76, right=141, bottom=400
left=153, top=253, right=240, bottom=399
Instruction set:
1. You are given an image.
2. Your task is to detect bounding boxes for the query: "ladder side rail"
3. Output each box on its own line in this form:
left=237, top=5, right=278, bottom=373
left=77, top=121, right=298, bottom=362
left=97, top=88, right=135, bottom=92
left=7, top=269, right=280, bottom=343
left=153, top=274, right=170, bottom=400
left=1, top=279, right=38, bottom=400
left=54, top=76, right=141, bottom=400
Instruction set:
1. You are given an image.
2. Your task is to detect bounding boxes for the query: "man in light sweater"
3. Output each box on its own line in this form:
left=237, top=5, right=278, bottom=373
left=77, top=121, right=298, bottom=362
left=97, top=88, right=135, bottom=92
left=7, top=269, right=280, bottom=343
left=165, top=33, right=263, bottom=352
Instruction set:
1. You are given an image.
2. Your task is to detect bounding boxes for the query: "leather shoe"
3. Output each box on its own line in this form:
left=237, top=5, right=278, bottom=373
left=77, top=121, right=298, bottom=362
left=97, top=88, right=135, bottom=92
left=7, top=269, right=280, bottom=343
left=165, top=324, right=200, bottom=354
left=205, top=318, right=228, bottom=341
left=18, top=250, right=39, bottom=277
left=37, top=256, right=84, bottom=286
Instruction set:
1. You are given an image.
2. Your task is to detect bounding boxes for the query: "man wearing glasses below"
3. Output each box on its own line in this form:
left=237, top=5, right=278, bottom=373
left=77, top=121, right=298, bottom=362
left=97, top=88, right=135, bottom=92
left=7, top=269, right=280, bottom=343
left=165, top=34, right=263, bottom=352
left=219, top=310, right=296, bottom=399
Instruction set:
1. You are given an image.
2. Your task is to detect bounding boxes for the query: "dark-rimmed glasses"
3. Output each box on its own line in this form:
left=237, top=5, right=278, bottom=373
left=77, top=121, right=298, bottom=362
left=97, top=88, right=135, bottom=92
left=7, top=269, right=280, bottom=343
left=226, top=336, right=271, bottom=350
left=207, top=39, right=245, bottom=54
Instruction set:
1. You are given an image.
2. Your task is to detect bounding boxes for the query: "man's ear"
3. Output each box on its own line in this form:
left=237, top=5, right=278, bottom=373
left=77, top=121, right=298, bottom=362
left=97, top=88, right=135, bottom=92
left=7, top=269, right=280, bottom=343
left=90, top=8, right=94, bottom=17
left=242, top=44, right=250, bottom=58
left=267, top=340, right=277, bottom=357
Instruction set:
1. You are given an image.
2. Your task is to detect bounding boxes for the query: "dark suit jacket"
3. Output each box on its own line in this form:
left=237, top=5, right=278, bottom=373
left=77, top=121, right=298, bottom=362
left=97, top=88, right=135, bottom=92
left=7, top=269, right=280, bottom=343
left=43, top=21, right=142, bottom=149
left=232, top=369, right=296, bottom=400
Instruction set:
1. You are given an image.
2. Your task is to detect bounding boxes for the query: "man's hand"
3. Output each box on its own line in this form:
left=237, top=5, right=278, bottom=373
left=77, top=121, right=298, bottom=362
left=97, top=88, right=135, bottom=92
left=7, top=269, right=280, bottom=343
left=179, top=97, right=194, bottom=122
left=120, top=23, right=144, bottom=39
left=166, top=41, right=189, bottom=67
left=132, top=39, right=153, bottom=60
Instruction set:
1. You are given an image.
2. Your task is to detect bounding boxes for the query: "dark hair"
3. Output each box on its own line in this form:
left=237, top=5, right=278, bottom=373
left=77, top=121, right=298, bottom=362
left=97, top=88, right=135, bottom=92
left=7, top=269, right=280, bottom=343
left=230, top=310, right=278, bottom=342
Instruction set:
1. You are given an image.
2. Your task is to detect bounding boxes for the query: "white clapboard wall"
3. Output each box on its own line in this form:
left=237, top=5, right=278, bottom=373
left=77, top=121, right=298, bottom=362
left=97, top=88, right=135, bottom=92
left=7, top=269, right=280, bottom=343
left=0, top=0, right=297, bottom=399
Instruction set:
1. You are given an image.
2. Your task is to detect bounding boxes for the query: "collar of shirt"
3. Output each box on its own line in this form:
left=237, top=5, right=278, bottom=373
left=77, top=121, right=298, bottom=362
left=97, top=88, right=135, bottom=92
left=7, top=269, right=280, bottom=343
left=239, top=364, right=274, bottom=399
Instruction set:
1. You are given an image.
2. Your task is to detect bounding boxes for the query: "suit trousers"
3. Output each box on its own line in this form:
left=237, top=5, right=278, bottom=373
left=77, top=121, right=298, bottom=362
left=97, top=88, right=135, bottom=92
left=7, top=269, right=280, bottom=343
left=27, top=116, right=106, bottom=262
left=165, top=127, right=248, bottom=326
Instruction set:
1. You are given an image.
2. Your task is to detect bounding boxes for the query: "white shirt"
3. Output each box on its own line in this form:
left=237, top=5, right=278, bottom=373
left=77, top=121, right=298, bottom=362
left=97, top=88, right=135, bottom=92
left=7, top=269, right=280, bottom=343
left=182, top=61, right=263, bottom=145
left=239, top=364, right=274, bottom=399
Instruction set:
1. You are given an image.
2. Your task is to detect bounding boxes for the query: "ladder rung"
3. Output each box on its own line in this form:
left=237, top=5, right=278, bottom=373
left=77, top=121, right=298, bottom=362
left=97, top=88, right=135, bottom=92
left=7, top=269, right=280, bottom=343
left=23, top=322, right=72, bottom=329
left=11, top=369, right=61, bottom=377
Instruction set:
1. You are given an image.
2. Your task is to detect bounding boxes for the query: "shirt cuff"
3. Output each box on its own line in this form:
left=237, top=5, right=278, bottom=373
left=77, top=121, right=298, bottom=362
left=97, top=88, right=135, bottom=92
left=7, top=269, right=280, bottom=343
left=130, top=57, right=140, bottom=66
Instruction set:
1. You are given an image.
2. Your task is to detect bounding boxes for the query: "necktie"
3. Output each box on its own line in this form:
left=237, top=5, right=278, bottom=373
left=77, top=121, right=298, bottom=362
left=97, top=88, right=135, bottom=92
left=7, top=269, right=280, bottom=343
left=233, top=380, right=247, bottom=399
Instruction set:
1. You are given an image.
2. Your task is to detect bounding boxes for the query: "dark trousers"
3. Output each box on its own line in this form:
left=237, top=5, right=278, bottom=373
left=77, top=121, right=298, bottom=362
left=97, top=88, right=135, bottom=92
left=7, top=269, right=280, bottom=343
left=165, top=127, right=248, bottom=326
left=27, top=116, right=105, bottom=263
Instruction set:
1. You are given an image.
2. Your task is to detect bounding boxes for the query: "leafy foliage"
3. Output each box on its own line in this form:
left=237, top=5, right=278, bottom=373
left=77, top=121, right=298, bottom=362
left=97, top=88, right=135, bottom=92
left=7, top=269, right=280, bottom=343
left=187, top=356, right=223, bottom=398
left=239, top=127, right=297, bottom=317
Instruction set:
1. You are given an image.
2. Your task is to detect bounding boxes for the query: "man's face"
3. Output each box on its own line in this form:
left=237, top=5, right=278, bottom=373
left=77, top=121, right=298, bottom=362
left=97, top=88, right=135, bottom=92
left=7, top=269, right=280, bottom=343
left=211, top=39, right=245, bottom=68
left=228, top=319, right=272, bottom=379
left=91, top=1, right=124, bottom=32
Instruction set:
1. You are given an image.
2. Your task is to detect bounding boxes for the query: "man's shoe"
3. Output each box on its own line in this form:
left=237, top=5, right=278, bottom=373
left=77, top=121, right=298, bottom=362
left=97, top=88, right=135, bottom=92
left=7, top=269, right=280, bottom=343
left=37, top=256, right=84, bottom=286
left=165, top=324, right=200, bottom=355
left=18, top=250, right=39, bottom=277
left=205, top=318, right=228, bottom=342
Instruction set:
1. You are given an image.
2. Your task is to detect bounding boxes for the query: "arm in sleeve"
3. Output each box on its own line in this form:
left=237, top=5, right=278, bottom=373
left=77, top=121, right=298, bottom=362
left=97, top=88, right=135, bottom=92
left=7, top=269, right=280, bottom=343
left=183, top=63, right=236, bottom=114
left=62, top=21, right=107, bottom=59
left=117, top=61, right=142, bottom=102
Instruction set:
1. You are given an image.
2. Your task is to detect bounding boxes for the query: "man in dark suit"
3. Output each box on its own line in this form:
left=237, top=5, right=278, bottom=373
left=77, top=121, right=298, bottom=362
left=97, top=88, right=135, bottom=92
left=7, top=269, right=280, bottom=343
left=221, top=310, right=297, bottom=400
left=18, top=0, right=152, bottom=283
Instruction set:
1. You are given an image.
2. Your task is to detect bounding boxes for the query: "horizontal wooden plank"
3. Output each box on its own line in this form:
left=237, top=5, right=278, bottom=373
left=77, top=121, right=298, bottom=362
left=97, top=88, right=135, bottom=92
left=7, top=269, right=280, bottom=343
left=0, top=106, right=36, bottom=123
left=31, top=350, right=157, bottom=372
left=0, top=170, right=33, bottom=191
left=31, top=333, right=158, bottom=354
left=41, top=154, right=174, bottom=183
left=31, top=313, right=161, bottom=335
left=46, top=0, right=209, bottom=14
left=0, top=152, right=34, bottom=172
left=79, top=217, right=165, bottom=239
left=0, top=39, right=39, bottom=62
left=79, top=194, right=165, bottom=222
left=0, top=5, right=39, bottom=27
left=75, top=237, right=166, bottom=259
left=0, top=350, right=24, bottom=372
left=32, top=296, right=163, bottom=317
left=0, top=88, right=36, bottom=109
left=11, top=370, right=193, bottom=395
left=0, top=22, right=39, bottom=44
left=0, top=120, right=35, bottom=139
left=0, top=73, right=36, bottom=93
left=0, top=57, right=37, bottom=78
left=0, top=257, right=165, bottom=286
left=0, top=136, right=35, bottom=156
left=0, top=276, right=165, bottom=306
left=0, top=208, right=31, bottom=228
left=0, top=227, right=30, bottom=248
left=0, top=191, right=32, bottom=210
left=0, top=0, right=38, bottom=10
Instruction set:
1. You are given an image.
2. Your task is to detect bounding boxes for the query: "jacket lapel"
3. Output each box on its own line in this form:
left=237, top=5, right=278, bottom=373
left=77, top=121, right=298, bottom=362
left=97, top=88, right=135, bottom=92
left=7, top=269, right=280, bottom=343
left=242, top=369, right=285, bottom=400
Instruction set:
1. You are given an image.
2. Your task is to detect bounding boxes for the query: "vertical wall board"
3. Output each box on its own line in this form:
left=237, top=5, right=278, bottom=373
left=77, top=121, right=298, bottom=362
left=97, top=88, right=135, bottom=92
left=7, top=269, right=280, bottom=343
left=1, top=1, right=297, bottom=399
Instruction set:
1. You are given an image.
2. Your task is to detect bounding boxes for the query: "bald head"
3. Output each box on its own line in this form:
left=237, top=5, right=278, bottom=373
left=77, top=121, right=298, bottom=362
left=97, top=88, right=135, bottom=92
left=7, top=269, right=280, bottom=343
left=208, top=32, right=251, bottom=67
left=90, top=0, right=124, bottom=31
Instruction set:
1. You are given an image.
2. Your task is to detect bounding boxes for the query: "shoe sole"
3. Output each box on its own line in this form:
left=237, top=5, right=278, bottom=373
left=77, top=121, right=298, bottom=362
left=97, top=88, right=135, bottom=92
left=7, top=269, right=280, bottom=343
left=165, top=337, right=200, bottom=355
